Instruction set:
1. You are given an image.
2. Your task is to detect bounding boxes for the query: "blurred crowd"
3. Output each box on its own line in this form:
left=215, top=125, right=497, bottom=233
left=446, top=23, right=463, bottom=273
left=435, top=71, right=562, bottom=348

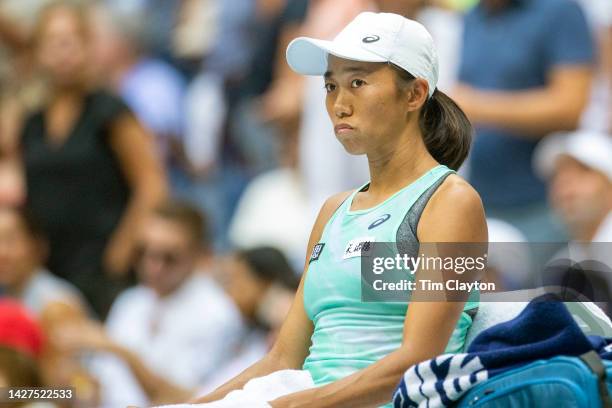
left=0, top=0, right=610, bottom=406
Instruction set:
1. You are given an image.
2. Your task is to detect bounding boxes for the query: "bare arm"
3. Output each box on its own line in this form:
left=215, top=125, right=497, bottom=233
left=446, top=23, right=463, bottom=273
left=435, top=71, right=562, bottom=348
left=53, top=318, right=192, bottom=405
left=603, top=25, right=612, bottom=131
left=105, top=114, right=168, bottom=277
left=270, top=176, right=488, bottom=408
left=107, top=342, right=193, bottom=404
left=453, top=65, right=593, bottom=137
left=191, top=191, right=352, bottom=403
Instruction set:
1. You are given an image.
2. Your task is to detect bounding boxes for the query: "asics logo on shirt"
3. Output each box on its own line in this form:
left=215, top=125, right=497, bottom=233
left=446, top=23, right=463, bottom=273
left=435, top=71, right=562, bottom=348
left=368, top=214, right=391, bottom=230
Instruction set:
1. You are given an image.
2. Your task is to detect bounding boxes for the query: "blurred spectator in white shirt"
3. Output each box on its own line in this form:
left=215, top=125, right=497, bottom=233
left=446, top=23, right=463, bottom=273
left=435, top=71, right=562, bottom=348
left=56, top=200, right=245, bottom=407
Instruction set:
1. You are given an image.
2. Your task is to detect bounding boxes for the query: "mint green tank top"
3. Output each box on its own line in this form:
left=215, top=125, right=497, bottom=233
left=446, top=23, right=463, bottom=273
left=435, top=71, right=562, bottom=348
left=302, top=165, right=478, bottom=399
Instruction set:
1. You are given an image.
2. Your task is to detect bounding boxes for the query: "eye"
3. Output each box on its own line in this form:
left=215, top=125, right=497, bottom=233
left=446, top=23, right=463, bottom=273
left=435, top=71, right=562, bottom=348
left=351, top=79, right=365, bottom=88
left=324, top=82, right=336, bottom=93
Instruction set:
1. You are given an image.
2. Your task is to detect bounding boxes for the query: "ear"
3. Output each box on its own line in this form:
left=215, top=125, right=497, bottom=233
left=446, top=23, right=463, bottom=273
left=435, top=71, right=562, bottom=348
left=405, top=78, right=429, bottom=113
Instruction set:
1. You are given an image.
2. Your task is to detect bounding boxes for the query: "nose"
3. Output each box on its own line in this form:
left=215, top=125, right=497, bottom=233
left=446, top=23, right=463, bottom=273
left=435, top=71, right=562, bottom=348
left=333, top=88, right=353, bottom=118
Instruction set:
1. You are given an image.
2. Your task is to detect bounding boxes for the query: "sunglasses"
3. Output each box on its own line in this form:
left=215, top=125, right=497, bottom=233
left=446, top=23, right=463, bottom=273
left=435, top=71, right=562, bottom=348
left=135, top=245, right=185, bottom=267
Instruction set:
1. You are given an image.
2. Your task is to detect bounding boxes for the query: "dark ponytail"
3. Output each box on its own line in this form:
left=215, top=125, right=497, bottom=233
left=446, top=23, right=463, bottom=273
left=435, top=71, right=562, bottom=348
left=390, top=63, right=473, bottom=171
left=419, top=89, right=472, bottom=171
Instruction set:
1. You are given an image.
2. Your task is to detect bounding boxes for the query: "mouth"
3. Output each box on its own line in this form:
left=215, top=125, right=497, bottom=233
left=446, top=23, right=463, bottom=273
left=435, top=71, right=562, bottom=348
left=334, top=123, right=354, bottom=134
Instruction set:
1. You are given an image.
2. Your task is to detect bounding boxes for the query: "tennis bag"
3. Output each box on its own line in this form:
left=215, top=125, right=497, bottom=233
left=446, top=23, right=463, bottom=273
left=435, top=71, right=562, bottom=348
left=455, top=351, right=612, bottom=408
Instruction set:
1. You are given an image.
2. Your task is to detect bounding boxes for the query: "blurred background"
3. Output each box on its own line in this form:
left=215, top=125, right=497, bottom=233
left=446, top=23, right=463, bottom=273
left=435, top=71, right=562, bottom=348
left=0, top=0, right=610, bottom=406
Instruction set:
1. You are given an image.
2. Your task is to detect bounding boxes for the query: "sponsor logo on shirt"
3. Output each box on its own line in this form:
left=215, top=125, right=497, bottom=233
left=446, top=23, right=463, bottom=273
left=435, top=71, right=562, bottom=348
left=368, top=213, right=391, bottom=230
left=343, top=237, right=375, bottom=259
left=309, top=243, right=325, bottom=263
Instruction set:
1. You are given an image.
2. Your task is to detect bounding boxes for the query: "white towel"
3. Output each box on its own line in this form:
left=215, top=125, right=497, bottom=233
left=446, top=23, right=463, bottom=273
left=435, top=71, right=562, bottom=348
left=157, top=369, right=316, bottom=408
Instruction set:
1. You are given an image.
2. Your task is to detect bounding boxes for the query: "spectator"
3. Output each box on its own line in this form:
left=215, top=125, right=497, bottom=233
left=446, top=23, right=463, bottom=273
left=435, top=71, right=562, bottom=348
left=229, top=0, right=309, bottom=175
left=0, top=205, right=87, bottom=315
left=534, top=130, right=612, bottom=310
left=180, top=0, right=309, bottom=250
left=88, top=3, right=187, bottom=168
left=20, top=1, right=167, bottom=318
left=454, top=0, right=594, bottom=241
left=181, top=0, right=256, bottom=175
left=57, top=200, right=245, bottom=407
left=534, top=131, right=612, bottom=243
left=200, top=246, right=299, bottom=394
left=222, top=247, right=299, bottom=330
left=103, top=0, right=181, bottom=61
left=104, top=0, right=219, bottom=78
left=0, top=205, right=102, bottom=405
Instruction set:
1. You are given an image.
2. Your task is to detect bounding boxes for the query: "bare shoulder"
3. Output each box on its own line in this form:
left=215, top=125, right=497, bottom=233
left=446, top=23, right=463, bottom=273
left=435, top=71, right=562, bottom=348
left=418, top=174, right=487, bottom=242
left=320, top=190, right=353, bottom=219
left=428, top=174, right=483, bottom=213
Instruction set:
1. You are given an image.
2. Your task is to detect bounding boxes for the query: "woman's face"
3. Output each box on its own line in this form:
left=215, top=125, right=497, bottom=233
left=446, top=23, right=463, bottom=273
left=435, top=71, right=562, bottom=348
left=36, top=7, right=90, bottom=87
left=323, top=56, right=415, bottom=156
left=0, top=209, right=40, bottom=290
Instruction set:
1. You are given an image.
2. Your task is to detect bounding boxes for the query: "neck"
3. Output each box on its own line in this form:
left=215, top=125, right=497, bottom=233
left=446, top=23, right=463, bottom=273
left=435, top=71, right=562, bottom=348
left=366, top=124, right=439, bottom=198
left=49, top=85, right=85, bottom=106
left=154, top=273, right=192, bottom=299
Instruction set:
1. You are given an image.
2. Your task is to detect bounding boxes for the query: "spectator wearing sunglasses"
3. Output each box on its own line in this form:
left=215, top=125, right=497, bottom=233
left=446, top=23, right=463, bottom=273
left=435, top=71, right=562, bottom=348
left=55, top=200, right=245, bottom=407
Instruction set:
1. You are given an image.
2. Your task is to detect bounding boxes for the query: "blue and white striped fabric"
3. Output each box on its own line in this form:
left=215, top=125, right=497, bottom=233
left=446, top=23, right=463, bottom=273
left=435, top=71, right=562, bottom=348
left=393, top=297, right=610, bottom=408
left=393, top=352, right=488, bottom=407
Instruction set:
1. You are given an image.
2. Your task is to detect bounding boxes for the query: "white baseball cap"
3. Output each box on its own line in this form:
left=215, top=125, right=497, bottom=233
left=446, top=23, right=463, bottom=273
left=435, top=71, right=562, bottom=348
left=534, top=130, right=612, bottom=181
left=286, top=12, right=439, bottom=97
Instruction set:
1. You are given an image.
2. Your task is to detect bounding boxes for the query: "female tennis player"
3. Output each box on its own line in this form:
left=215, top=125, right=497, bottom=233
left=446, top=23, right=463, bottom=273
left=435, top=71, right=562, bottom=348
left=193, top=12, right=487, bottom=408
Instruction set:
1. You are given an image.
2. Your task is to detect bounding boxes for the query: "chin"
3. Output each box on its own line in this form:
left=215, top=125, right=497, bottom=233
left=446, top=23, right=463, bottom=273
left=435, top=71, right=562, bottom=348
left=343, top=146, right=367, bottom=156
left=336, top=136, right=366, bottom=155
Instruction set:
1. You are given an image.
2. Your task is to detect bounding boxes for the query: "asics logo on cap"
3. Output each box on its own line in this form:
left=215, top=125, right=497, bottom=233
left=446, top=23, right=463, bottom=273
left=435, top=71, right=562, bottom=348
left=362, top=35, right=380, bottom=43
